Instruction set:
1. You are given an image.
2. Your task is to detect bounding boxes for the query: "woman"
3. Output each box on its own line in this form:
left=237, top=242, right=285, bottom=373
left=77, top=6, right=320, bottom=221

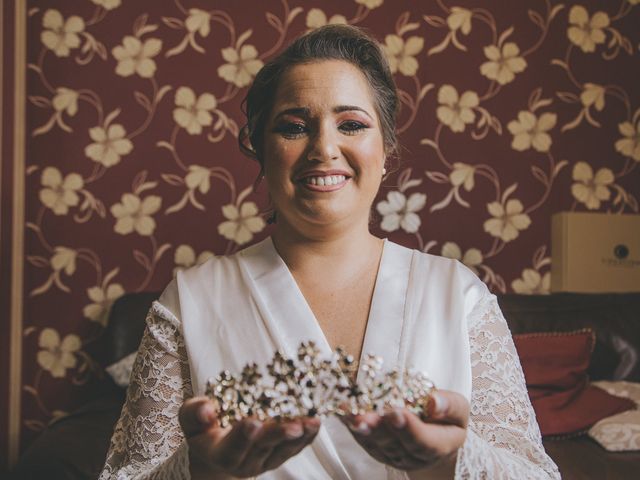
left=100, top=25, right=559, bottom=479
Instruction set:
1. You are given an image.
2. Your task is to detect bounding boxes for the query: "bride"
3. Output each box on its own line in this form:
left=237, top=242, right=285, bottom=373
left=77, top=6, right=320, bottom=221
left=100, top=25, right=559, bottom=479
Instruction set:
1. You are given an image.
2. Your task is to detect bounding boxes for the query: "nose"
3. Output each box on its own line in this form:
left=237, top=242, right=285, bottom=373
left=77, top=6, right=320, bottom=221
left=306, top=124, right=340, bottom=162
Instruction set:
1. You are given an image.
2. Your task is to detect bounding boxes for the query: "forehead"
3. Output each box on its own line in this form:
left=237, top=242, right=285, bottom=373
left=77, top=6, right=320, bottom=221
left=272, top=60, right=377, bottom=114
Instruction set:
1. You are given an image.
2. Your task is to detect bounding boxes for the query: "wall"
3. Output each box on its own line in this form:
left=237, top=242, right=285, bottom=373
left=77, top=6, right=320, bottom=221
left=2, top=0, right=639, bottom=465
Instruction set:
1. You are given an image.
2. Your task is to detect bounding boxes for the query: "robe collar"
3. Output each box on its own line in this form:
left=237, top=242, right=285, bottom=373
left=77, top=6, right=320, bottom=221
left=238, top=236, right=413, bottom=374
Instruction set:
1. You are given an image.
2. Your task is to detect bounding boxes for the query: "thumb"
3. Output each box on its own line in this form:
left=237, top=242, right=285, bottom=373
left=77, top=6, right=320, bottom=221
left=426, top=390, right=469, bottom=428
left=179, top=396, right=218, bottom=438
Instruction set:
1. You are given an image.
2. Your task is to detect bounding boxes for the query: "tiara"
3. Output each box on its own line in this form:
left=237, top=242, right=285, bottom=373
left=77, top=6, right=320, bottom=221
left=205, top=341, right=436, bottom=427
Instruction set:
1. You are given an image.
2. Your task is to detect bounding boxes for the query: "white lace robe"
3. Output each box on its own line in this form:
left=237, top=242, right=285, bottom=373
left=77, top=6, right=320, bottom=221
left=100, top=238, right=560, bottom=479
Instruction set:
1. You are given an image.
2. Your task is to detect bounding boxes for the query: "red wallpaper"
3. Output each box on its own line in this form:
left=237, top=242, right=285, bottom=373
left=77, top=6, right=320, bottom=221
left=10, top=0, right=640, bottom=454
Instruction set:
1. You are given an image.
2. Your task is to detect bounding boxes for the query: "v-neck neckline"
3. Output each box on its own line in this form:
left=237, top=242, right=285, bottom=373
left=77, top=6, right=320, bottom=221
left=238, top=236, right=413, bottom=373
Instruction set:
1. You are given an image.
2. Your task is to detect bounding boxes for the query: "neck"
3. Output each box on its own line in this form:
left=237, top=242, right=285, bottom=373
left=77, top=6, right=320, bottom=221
left=271, top=218, right=382, bottom=272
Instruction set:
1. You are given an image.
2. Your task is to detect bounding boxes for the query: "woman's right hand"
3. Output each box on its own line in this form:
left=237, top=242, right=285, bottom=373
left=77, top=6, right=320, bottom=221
left=179, top=396, right=321, bottom=479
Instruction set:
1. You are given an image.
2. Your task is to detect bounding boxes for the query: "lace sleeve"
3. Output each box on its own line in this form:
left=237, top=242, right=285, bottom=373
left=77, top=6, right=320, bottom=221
left=455, top=294, right=560, bottom=480
left=99, top=302, right=192, bottom=480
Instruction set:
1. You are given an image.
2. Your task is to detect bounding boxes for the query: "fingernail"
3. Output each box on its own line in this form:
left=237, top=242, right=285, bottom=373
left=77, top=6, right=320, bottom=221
left=285, top=424, right=304, bottom=439
left=197, top=403, right=215, bottom=424
left=433, top=393, right=448, bottom=417
left=389, top=409, right=405, bottom=429
left=348, top=421, right=371, bottom=436
left=244, top=420, right=262, bottom=439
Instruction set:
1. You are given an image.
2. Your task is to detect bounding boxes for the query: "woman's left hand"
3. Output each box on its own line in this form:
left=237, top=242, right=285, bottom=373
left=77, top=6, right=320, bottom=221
left=343, top=390, right=469, bottom=473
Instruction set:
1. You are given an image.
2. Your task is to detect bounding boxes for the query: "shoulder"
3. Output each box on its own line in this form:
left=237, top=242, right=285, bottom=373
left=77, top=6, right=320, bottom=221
left=156, top=239, right=270, bottom=323
left=389, top=240, right=490, bottom=316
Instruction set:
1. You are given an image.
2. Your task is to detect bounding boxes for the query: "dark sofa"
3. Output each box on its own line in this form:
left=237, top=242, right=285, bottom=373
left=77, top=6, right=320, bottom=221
left=10, top=292, right=640, bottom=480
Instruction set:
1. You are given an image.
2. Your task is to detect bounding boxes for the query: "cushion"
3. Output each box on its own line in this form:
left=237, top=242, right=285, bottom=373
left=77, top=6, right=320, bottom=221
left=513, top=329, right=635, bottom=437
left=589, top=381, right=640, bottom=451
left=499, top=293, right=640, bottom=382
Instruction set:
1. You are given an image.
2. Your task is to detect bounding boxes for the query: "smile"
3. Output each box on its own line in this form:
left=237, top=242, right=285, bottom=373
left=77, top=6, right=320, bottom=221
left=304, top=175, right=346, bottom=186
left=296, top=170, right=351, bottom=192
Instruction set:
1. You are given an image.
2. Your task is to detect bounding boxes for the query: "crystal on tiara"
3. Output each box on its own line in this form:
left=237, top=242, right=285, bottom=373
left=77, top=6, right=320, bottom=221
left=205, top=341, right=436, bottom=427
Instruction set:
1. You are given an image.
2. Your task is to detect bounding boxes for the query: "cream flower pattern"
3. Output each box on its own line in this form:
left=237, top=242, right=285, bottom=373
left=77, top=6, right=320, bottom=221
left=85, top=124, right=133, bottom=167
left=111, top=193, right=162, bottom=236
left=581, top=83, right=605, bottom=111
left=384, top=35, right=424, bottom=76
left=306, top=8, right=347, bottom=29
left=512, top=269, right=550, bottom=294
left=51, top=247, right=77, bottom=275
left=185, top=165, right=211, bottom=193
left=447, top=7, right=472, bottom=34
left=39, top=167, right=84, bottom=215
left=217, top=202, right=266, bottom=245
left=91, top=0, right=121, bottom=10
left=484, top=199, right=531, bottom=242
left=112, top=36, right=163, bottom=78
left=83, top=284, right=125, bottom=326
left=186, top=8, right=211, bottom=36
left=441, top=242, right=482, bottom=274
left=507, top=111, right=557, bottom=152
left=217, top=45, right=264, bottom=88
left=480, top=42, right=527, bottom=85
left=173, top=87, right=217, bottom=135
left=52, top=88, right=79, bottom=116
left=40, top=9, right=85, bottom=57
left=37, top=328, right=81, bottom=378
left=615, top=120, right=640, bottom=161
left=355, top=0, right=383, bottom=9
left=571, top=162, right=614, bottom=210
left=449, top=163, right=476, bottom=191
left=436, top=85, right=479, bottom=133
left=174, top=244, right=214, bottom=275
left=376, top=191, right=427, bottom=233
left=567, top=5, right=610, bottom=53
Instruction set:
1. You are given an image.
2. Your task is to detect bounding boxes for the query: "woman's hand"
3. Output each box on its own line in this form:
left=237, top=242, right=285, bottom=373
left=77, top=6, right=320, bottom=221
left=343, top=390, right=469, bottom=474
left=179, top=396, right=321, bottom=479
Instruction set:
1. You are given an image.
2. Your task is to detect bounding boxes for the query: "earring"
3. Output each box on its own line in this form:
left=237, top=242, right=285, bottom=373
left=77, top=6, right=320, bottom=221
left=382, top=167, right=387, bottom=176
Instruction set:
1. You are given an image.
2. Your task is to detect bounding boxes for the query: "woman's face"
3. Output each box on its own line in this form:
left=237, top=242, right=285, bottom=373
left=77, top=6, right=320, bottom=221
left=262, top=60, right=386, bottom=233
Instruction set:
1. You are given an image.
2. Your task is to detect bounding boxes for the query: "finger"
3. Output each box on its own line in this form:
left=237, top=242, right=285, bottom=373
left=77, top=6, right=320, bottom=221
left=387, top=409, right=466, bottom=462
left=236, top=418, right=309, bottom=475
left=263, top=418, right=321, bottom=470
left=179, top=397, right=218, bottom=438
left=424, top=391, right=470, bottom=428
left=210, top=419, right=264, bottom=470
left=344, top=412, right=382, bottom=437
left=233, top=418, right=306, bottom=474
left=377, top=410, right=436, bottom=464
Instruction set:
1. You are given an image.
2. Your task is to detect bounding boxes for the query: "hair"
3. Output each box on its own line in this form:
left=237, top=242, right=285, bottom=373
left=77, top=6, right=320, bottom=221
left=238, top=24, right=399, bottom=168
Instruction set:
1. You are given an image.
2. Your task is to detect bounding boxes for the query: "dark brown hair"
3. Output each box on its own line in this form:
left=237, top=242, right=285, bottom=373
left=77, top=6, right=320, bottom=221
left=238, top=24, right=399, bottom=167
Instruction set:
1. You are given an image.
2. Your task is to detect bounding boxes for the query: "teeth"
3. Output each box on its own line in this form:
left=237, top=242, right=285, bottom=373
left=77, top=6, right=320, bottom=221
left=305, top=175, right=346, bottom=186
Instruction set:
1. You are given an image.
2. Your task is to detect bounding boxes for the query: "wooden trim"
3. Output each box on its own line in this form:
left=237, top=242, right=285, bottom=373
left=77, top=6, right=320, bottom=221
left=0, top=0, right=6, bottom=470
left=9, top=0, right=26, bottom=468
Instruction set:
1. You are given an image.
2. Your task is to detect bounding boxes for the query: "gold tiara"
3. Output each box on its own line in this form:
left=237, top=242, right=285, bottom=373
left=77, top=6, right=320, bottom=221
left=205, top=341, right=436, bottom=427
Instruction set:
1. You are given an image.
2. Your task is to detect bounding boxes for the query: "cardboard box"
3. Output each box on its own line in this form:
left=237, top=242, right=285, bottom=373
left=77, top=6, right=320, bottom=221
left=551, top=212, right=640, bottom=292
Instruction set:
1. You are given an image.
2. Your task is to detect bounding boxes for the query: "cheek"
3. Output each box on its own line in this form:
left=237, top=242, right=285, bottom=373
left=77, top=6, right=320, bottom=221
left=350, top=138, right=385, bottom=174
left=263, top=139, right=300, bottom=174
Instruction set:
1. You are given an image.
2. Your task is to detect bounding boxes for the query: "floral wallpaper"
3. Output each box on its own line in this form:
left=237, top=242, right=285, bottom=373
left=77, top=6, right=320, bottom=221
left=11, top=0, right=640, bottom=453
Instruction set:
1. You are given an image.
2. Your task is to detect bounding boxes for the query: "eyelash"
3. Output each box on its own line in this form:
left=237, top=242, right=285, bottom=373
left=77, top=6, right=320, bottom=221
left=275, top=121, right=369, bottom=139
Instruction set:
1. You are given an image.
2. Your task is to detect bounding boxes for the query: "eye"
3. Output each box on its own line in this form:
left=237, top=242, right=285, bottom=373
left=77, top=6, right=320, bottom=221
left=274, top=122, right=307, bottom=139
left=339, top=120, right=369, bottom=135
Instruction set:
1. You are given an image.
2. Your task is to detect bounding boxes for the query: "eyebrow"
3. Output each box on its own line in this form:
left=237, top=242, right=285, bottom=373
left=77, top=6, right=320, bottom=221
left=273, top=105, right=374, bottom=121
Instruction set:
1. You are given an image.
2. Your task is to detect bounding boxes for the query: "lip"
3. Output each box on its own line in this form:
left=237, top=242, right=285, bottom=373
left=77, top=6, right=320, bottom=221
left=295, top=169, right=352, bottom=192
